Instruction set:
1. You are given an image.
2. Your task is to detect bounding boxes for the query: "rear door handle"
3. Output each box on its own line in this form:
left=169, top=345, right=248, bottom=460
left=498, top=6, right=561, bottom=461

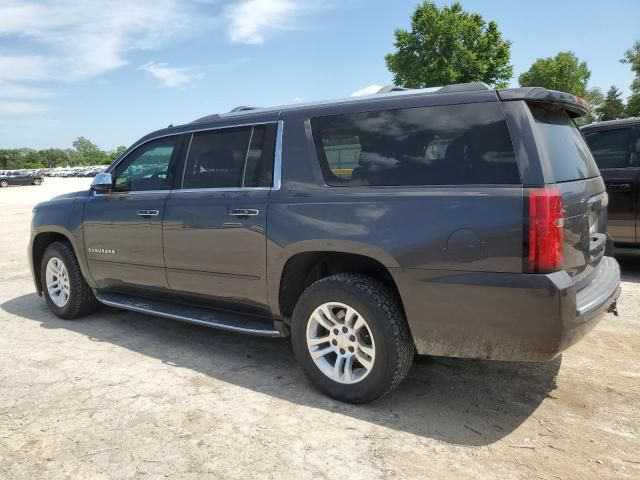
left=607, top=183, right=631, bottom=192
left=228, top=208, right=259, bottom=217
left=136, top=209, right=159, bottom=217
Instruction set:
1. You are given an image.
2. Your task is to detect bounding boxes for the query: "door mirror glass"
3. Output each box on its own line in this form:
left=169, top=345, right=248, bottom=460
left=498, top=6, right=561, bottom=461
left=91, top=172, right=114, bottom=192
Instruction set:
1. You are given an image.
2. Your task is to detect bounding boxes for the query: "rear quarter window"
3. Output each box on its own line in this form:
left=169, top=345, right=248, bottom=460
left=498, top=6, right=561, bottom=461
left=529, top=106, right=600, bottom=182
left=310, top=102, right=521, bottom=186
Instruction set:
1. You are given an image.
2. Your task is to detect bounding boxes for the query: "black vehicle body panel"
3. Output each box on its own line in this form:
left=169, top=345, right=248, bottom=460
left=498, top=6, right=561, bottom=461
left=581, top=118, right=640, bottom=248
left=30, top=86, right=621, bottom=361
left=2, top=171, right=44, bottom=185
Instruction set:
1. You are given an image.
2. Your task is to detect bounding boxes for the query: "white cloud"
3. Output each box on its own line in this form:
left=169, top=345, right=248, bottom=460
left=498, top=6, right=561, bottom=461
left=226, top=0, right=299, bottom=44
left=0, top=100, right=46, bottom=115
left=351, top=84, right=383, bottom=97
left=0, top=80, right=52, bottom=99
left=0, top=0, right=197, bottom=80
left=140, top=62, right=201, bottom=87
left=293, top=96, right=305, bottom=102
left=0, top=55, right=50, bottom=81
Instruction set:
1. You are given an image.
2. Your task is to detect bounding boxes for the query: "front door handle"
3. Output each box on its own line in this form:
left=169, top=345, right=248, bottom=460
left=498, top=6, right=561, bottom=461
left=607, top=183, right=631, bottom=192
left=136, top=209, right=159, bottom=217
left=228, top=208, right=259, bottom=217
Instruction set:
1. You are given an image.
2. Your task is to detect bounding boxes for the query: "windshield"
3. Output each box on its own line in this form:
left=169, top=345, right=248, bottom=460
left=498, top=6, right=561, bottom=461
left=529, top=106, right=600, bottom=183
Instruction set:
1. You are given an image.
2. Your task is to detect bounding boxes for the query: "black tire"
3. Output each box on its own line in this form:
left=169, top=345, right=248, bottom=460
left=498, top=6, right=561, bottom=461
left=40, top=241, right=98, bottom=319
left=33, top=178, right=42, bottom=185
left=0, top=180, right=8, bottom=188
left=291, top=273, right=414, bottom=403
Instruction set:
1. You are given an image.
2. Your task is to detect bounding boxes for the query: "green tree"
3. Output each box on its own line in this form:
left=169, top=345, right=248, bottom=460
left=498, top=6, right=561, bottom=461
left=621, top=40, right=640, bottom=92
left=518, top=51, right=591, bottom=97
left=39, top=148, right=71, bottom=168
left=109, top=145, right=127, bottom=162
left=576, top=87, right=605, bottom=126
left=597, top=86, right=626, bottom=121
left=626, top=93, right=640, bottom=117
left=385, top=1, right=512, bottom=88
left=0, top=149, right=21, bottom=169
left=72, top=136, right=110, bottom=165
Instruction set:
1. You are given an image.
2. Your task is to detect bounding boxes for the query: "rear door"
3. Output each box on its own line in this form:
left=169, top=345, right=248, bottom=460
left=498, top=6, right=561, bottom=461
left=527, top=106, right=606, bottom=289
left=162, top=122, right=278, bottom=315
left=583, top=126, right=637, bottom=246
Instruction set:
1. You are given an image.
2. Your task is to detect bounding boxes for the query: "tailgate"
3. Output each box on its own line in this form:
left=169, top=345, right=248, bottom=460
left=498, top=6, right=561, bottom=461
left=556, top=177, right=608, bottom=290
left=527, top=105, right=607, bottom=290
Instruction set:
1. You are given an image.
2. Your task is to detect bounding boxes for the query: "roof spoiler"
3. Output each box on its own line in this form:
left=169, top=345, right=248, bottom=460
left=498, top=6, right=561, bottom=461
left=497, top=87, right=589, bottom=117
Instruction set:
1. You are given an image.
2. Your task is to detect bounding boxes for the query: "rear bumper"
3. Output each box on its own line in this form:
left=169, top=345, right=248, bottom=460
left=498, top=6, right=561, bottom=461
left=392, top=256, right=621, bottom=361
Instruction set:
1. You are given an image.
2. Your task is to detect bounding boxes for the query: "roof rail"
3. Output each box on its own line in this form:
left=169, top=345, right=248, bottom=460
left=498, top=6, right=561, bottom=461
left=377, top=82, right=491, bottom=95
left=377, top=85, right=410, bottom=94
left=228, top=106, right=258, bottom=113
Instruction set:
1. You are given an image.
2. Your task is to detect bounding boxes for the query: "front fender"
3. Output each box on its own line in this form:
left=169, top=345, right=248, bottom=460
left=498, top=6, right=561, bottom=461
left=30, top=196, right=94, bottom=293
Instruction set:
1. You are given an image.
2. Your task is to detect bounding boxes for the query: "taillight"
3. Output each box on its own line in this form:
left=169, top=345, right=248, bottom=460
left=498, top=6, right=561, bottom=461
left=526, top=187, right=564, bottom=273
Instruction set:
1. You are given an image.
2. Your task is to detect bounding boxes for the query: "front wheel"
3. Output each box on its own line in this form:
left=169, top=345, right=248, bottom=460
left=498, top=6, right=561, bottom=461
left=0, top=180, right=8, bottom=188
left=33, top=178, right=42, bottom=185
left=291, top=273, right=414, bottom=403
left=40, top=241, right=98, bottom=319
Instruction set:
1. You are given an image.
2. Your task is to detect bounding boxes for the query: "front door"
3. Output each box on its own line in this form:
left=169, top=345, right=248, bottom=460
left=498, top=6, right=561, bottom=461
left=584, top=126, right=637, bottom=246
left=163, top=122, right=277, bottom=315
left=83, top=136, right=181, bottom=293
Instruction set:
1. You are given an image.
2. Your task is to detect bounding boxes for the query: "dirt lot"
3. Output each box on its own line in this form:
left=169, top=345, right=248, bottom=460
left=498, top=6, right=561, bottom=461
left=1, top=178, right=639, bottom=479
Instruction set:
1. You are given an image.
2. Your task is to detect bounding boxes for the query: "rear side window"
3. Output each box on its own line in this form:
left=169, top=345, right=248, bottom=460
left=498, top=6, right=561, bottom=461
left=182, top=124, right=276, bottom=189
left=583, top=128, right=631, bottom=169
left=529, top=106, right=599, bottom=182
left=310, top=102, right=520, bottom=186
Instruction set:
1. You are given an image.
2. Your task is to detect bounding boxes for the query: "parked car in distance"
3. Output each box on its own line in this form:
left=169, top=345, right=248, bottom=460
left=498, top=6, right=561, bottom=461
left=581, top=118, right=640, bottom=253
left=1, top=170, right=44, bottom=187
left=30, top=83, right=621, bottom=403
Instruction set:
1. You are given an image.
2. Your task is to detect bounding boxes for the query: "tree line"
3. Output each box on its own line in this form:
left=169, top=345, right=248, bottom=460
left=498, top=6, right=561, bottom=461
left=4, top=2, right=638, bottom=170
left=385, top=1, right=640, bottom=125
left=0, top=137, right=127, bottom=171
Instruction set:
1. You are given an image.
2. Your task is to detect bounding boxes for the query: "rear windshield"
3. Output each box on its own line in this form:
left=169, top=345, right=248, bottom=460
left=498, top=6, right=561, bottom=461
left=529, top=106, right=599, bottom=182
left=310, top=102, right=521, bottom=186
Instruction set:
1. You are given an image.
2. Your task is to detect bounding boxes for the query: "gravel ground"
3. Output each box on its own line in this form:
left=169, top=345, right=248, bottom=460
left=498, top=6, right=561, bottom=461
left=1, top=178, right=639, bottom=480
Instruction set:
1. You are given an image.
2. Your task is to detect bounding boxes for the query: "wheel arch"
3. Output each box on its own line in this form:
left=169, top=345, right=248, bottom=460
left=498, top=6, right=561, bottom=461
left=276, top=249, right=404, bottom=322
left=31, top=228, right=92, bottom=294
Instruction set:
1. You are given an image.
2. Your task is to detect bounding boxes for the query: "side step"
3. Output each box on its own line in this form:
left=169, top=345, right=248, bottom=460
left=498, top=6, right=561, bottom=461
left=95, top=292, right=283, bottom=337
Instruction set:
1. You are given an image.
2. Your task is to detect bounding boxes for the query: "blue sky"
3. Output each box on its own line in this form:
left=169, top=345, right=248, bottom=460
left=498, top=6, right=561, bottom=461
left=1, top=0, right=638, bottom=150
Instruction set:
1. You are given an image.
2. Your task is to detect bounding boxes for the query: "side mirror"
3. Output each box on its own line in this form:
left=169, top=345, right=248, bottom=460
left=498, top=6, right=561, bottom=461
left=91, top=172, right=113, bottom=192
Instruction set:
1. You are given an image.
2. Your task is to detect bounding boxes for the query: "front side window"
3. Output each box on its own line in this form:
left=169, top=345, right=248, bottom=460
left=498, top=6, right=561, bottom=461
left=113, top=137, right=177, bottom=192
left=584, top=128, right=631, bottom=169
left=182, top=124, right=276, bottom=189
left=310, top=102, right=520, bottom=186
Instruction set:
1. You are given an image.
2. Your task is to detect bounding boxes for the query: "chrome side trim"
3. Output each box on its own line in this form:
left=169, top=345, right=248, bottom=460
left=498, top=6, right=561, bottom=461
left=107, top=120, right=279, bottom=174
left=170, top=187, right=271, bottom=194
left=95, top=294, right=282, bottom=337
left=273, top=120, right=284, bottom=190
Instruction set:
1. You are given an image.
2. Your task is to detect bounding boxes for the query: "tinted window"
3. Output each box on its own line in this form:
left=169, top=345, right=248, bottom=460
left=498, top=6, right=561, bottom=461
left=113, top=137, right=176, bottom=192
left=243, top=124, right=277, bottom=187
left=529, top=106, right=599, bottom=182
left=310, top=103, right=520, bottom=186
left=182, top=124, right=276, bottom=189
left=584, top=128, right=631, bottom=169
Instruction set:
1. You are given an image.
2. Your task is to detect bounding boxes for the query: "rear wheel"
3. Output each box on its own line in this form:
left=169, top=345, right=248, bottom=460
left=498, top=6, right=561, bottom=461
left=0, top=180, right=8, bottom=188
left=291, top=273, right=414, bottom=403
left=33, top=178, right=42, bottom=185
left=40, top=241, right=98, bottom=319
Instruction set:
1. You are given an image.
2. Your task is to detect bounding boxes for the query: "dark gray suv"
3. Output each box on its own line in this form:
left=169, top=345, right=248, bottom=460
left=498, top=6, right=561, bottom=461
left=30, top=83, right=621, bottom=403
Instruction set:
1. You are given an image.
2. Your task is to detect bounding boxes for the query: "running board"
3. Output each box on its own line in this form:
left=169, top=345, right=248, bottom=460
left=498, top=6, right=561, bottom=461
left=95, top=292, right=283, bottom=337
